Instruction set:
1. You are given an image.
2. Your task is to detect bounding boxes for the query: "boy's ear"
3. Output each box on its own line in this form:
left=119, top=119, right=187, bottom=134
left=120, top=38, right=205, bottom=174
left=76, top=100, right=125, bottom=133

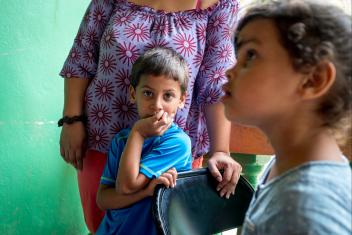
left=178, top=92, right=187, bottom=109
left=299, top=61, right=336, bottom=100
left=129, top=85, right=136, bottom=103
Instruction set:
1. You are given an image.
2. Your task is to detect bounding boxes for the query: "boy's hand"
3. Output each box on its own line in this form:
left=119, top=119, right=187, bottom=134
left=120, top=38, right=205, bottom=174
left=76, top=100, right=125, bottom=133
left=146, top=168, right=178, bottom=196
left=134, top=111, right=174, bottom=138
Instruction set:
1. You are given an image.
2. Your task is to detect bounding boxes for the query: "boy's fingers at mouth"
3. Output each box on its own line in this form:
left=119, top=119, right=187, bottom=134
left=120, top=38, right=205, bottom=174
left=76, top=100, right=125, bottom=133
left=154, top=110, right=164, bottom=120
left=156, top=112, right=168, bottom=125
left=169, top=113, right=175, bottom=121
left=162, top=112, right=169, bottom=123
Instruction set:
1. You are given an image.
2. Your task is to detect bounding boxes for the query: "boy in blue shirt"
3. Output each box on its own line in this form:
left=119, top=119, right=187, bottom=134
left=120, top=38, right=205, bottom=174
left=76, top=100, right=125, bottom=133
left=96, top=48, right=192, bottom=235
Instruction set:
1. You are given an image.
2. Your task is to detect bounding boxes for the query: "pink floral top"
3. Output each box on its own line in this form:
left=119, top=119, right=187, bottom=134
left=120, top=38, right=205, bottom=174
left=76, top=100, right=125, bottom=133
left=60, top=0, right=239, bottom=158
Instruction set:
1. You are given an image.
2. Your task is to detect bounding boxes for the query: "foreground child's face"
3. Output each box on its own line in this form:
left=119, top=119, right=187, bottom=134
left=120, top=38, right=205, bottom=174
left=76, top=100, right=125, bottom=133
left=222, top=19, right=304, bottom=128
left=130, top=74, right=186, bottom=119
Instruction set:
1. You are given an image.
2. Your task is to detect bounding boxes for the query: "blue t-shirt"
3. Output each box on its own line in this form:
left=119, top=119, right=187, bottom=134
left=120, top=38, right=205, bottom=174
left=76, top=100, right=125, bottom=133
left=241, top=157, right=352, bottom=235
left=96, top=123, right=192, bottom=235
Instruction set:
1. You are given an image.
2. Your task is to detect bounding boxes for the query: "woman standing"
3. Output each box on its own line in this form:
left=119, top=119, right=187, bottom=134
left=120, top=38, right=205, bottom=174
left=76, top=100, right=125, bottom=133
left=59, top=0, right=241, bottom=232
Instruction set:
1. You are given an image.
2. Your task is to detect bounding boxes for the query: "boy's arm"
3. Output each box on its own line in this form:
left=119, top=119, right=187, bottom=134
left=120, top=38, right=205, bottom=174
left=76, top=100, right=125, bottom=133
left=97, top=168, right=177, bottom=210
left=117, top=112, right=172, bottom=194
left=97, top=184, right=150, bottom=210
left=116, top=128, right=149, bottom=194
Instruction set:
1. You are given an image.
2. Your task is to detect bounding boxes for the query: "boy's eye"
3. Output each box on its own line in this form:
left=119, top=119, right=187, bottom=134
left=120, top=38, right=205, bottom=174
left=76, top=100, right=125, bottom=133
left=143, top=90, right=153, bottom=97
left=164, top=92, right=175, bottom=101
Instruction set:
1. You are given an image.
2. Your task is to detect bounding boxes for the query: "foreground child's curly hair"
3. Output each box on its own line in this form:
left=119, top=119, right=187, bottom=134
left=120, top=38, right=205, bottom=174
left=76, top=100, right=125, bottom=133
left=235, top=0, right=352, bottom=143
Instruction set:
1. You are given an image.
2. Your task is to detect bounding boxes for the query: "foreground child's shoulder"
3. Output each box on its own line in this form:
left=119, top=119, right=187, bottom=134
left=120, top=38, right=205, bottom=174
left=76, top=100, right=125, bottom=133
left=272, top=162, right=351, bottom=213
left=262, top=166, right=351, bottom=234
left=277, top=161, right=351, bottom=192
left=265, top=161, right=351, bottom=212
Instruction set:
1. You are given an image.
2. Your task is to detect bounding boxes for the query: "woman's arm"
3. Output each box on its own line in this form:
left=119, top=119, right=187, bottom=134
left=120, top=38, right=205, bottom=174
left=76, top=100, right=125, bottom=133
left=63, top=78, right=89, bottom=117
left=205, top=102, right=231, bottom=155
left=205, top=103, right=242, bottom=199
left=192, top=0, right=242, bottom=199
left=59, top=78, right=89, bottom=170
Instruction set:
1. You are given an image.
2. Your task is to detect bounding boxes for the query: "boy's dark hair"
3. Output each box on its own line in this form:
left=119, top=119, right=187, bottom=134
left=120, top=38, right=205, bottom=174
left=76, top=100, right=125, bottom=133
left=130, top=47, right=189, bottom=94
left=235, top=0, right=352, bottom=142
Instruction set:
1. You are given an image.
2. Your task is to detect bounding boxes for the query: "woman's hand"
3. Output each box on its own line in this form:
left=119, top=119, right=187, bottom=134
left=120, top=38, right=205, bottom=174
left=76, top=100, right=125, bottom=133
left=59, top=122, right=87, bottom=170
left=146, top=168, right=178, bottom=196
left=208, top=152, right=242, bottom=199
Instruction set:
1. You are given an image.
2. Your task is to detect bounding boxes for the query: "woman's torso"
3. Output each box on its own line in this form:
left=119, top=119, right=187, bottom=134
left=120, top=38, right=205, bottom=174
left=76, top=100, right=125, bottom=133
left=61, top=0, right=238, bottom=156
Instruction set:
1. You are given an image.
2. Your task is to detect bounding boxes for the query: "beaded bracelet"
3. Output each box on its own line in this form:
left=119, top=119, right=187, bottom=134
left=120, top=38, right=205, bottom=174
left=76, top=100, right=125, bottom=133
left=58, top=115, right=87, bottom=127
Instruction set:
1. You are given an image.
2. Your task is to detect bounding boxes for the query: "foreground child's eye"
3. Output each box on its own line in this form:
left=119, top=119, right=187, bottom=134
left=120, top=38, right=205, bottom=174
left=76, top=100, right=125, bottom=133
left=246, top=49, right=257, bottom=62
left=241, top=49, right=257, bottom=68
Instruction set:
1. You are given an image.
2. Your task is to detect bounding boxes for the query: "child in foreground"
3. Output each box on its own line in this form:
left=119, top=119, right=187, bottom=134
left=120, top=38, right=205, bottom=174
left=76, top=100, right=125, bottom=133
left=222, top=0, right=352, bottom=234
left=95, top=48, right=192, bottom=235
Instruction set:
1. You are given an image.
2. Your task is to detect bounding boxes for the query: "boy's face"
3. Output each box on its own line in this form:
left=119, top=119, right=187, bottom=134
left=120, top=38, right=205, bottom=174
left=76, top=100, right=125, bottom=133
left=130, top=74, right=186, bottom=119
left=222, top=19, right=305, bottom=128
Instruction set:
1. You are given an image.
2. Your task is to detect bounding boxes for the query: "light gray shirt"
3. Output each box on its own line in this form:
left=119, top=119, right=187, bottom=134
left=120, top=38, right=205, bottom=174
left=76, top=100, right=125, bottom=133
left=241, top=157, right=352, bottom=235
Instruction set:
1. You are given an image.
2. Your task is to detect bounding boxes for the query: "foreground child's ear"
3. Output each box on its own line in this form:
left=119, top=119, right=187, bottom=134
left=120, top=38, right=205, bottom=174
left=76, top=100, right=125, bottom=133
left=299, top=61, right=336, bottom=100
left=178, top=92, right=187, bottom=109
left=129, top=85, right=136, bottom=103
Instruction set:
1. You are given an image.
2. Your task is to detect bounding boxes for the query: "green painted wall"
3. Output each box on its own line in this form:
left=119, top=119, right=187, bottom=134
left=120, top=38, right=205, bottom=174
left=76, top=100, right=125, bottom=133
left=0, top=0, right=90, bottom=234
